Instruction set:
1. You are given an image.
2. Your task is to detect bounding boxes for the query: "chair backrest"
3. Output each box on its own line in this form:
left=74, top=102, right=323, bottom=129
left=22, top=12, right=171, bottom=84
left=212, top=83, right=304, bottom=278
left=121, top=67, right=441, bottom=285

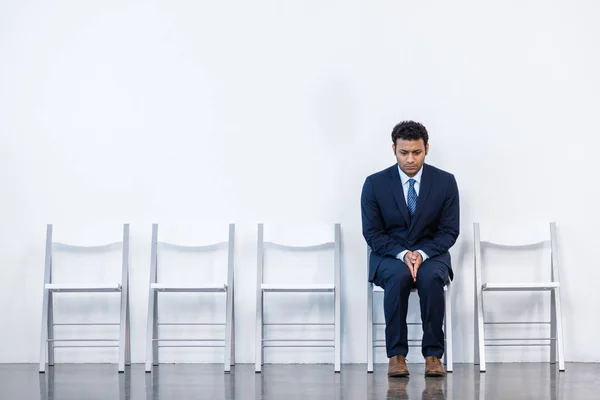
left=257, top=223, right=341, bottom=286
left=473, top=222, right=560, bottom=285
left=44, top=223, right=129, bottom=285
left=150, top=223, right=234, bottom=286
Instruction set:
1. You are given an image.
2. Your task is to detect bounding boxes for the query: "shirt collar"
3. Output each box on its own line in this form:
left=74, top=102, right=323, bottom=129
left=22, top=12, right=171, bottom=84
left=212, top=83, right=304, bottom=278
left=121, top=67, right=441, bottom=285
left=397, top=164, right=423, bottom=185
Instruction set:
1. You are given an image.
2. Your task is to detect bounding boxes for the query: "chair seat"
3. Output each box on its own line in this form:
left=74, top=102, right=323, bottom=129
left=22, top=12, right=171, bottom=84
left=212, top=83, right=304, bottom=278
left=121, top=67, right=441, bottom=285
left=482, top=282, right=559, bottom=291
left=150, top=283, right=227, bottom=292
left=261, top=284, right=335, bottom=292
left=45, top=283, right=122, bottom=293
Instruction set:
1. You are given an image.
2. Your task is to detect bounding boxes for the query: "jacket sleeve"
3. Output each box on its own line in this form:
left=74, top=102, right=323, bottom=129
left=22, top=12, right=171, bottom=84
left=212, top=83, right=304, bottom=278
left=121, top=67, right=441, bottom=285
left=418, top=174, right=460, bottom=258
left=361, top=176, right=407, bottom=257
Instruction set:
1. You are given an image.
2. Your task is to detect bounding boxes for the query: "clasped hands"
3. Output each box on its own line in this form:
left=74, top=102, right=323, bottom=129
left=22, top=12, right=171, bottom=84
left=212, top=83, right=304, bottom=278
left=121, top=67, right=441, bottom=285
left=403, top=251, right=423, bottom=282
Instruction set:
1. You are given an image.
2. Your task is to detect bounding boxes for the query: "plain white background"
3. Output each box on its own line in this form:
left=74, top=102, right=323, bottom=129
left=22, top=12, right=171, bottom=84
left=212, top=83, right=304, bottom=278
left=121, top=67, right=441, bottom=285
left=1, top=0, right=599, bottom=365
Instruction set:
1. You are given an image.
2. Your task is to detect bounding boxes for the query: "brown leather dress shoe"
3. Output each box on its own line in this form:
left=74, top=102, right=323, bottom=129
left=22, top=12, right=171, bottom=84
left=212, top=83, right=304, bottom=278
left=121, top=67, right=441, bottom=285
left=388, top=355, right=409, bottom=377
left=425, top=356, right=446, bottom=377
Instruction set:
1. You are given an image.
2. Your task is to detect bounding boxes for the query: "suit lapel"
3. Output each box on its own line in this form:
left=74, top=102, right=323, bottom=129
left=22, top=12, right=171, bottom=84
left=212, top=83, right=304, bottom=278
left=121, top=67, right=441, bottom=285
left=409, top=164, right=433, bottom=232
left=389, top=165, right=411, bottom=226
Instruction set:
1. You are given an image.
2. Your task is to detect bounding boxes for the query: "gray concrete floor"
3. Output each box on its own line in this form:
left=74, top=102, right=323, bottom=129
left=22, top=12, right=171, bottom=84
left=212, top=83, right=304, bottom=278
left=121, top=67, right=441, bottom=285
left=0, top=363, right=597, bottom=400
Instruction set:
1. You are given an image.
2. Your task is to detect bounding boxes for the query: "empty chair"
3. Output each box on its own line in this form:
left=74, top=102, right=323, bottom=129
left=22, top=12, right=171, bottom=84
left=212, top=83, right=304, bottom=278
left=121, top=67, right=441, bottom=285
left=145, top=223, right=235, bottom=373
left=366, top=247, right=453, bottom=373
left=255, top=223, right=341, bottom=373
left=39, top=224, right=131, bottom=373
left=473, top=222, right=565, bottom=372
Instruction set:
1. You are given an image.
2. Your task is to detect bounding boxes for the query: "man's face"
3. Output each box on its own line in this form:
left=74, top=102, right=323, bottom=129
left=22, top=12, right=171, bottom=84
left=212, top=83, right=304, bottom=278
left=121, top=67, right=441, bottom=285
left=393, top=138, right=428, bottom=177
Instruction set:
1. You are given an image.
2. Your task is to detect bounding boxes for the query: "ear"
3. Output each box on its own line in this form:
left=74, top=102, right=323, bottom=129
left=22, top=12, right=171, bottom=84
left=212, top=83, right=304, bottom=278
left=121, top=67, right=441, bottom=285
left=392, top=143, right=396, bottom=154
left=425, top=143, right=429, bottom=155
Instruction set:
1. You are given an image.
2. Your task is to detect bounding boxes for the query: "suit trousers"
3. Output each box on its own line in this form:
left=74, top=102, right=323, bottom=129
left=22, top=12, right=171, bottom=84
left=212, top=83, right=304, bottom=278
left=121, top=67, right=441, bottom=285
left=372, top=256, right=450, bottom=359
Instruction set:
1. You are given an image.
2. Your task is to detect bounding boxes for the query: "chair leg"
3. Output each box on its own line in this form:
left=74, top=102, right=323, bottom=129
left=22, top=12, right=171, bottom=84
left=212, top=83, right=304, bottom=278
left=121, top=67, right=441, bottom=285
left=476, top=289, right=486, bottom=372
left=152, top=291, right=159, bottom=366
left=474, top=295, right=480, bottom=366
left=550, top=289, right=557, bottom=365
left=231, top=289, right=235, bottom=366
left=553, top=287, right=566, bottom=371
left=39, top=288, right=49, bottom=373
left=118, top=286, right=128, bottom=373
left=47, top=292, right=55, bottom=367
left=474, top=298, right=479, bottom=366
left=144, top=290, right=154, bottom=372
left=367, top=284, right=374, bottom=373
left=125, top=289, right=131, bottom=366
left=334, top=288, right=341, bottom=373
left=445, top=286, right=453, bottom=372
left=255, top=291, right=263, bottom=373
left=224, top=286, right=234, bottom=373
left=145, top=289, right=158, bottom=372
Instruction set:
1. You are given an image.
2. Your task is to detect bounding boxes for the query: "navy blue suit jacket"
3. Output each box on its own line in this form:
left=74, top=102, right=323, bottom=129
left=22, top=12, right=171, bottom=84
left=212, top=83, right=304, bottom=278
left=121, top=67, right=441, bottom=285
left=361, top=163, right=460, bottom=282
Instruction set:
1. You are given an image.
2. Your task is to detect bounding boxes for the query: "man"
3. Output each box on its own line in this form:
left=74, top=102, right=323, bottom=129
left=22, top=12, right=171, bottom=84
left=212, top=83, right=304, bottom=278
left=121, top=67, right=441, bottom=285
left=361, top=120, right=459, bottom=377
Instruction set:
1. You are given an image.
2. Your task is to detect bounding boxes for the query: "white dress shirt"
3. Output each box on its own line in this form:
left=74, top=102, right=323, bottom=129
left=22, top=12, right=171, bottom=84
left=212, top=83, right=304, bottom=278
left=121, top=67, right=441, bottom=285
left=396, top=165, right=429, bottom=263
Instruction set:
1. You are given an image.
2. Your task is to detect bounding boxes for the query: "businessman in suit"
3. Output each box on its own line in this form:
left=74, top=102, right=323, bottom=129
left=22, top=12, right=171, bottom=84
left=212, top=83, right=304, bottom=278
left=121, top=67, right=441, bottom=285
left=361, top=121, right=459, bottom=377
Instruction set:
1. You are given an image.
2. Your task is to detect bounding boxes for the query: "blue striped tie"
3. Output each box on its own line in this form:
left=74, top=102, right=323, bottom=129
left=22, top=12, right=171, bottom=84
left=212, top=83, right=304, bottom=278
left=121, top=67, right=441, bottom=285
left=407, top=179, right=417, bottom=216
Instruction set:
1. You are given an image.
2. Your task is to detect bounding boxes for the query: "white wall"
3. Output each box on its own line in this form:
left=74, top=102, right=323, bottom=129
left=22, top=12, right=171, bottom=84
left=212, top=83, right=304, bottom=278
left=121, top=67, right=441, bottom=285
left=1, top=0, right=600, bottom=364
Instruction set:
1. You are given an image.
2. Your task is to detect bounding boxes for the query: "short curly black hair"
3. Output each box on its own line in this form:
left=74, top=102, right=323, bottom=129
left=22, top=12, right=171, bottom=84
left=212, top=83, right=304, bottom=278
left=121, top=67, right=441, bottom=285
left=391, top=121, right=429, bottom=146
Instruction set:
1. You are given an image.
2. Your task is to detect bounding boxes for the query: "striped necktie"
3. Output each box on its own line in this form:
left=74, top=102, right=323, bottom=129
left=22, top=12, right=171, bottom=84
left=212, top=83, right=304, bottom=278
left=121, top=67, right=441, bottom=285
left=407, top=178, right=417, bottom=216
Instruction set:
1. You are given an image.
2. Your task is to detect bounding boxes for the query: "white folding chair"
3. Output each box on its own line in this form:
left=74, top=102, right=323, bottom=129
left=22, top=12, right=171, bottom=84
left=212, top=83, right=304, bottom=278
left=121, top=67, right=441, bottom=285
left=255, top=223, right=341, bottom=373
left=145, top=223, right=235, bottom=373
left=473, top=222, right=565, bottom=372
left=39, top=224, right=131, bottom=373
left=366, top=247, right=453, bottom=373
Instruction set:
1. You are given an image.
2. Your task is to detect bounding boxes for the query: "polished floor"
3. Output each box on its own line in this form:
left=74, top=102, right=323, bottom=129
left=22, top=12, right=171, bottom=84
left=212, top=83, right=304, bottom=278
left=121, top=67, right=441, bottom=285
left=0, top=363, right=597, bottom=400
